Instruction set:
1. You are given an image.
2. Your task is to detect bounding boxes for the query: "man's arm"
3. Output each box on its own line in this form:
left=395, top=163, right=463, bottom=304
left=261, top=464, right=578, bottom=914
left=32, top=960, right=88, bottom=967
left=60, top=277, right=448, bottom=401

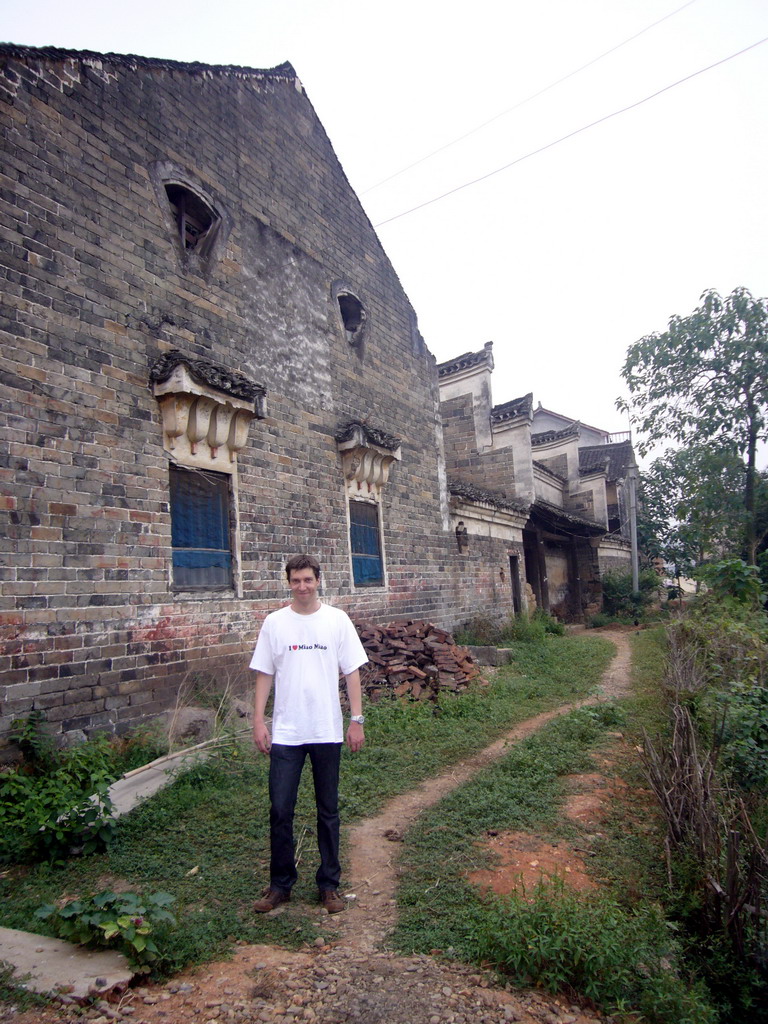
left=344, top=668, right=365, bottom=753
left=253, top=671, right=274, bottom=754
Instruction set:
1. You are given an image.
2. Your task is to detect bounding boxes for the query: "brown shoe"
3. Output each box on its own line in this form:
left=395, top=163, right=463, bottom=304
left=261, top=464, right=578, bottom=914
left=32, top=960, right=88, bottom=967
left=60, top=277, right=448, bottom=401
left=319, top=889, right=345, bottom=914
left=253, top=887, right=290, bottom=913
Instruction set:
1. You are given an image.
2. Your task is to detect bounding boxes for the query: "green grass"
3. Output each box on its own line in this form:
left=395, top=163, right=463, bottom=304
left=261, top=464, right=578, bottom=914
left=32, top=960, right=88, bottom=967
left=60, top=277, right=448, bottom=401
left=586, top=628, right=671, bottom=904
left=388, top=629, right=718, bottom=1023
left=392, top=703, right=631, bottom=957
left=0, top=635, right=613, bottom=979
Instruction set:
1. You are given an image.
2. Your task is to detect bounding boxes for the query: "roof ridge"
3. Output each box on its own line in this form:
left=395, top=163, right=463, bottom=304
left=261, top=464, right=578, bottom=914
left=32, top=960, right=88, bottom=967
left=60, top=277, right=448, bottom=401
left=0, top=43, right=296, bottom=80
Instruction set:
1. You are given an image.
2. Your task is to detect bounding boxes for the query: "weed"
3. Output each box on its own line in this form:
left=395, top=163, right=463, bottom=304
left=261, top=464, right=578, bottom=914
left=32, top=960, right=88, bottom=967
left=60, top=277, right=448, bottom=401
left=0, top=730, right=118, bottom=866
left=109, top=723, right=169, bottom=775
left=474, top=884, right=716, bottom=1024
left=0, top=961, right=48, bottom=1012
left=36, top=889, right=176, bottom=970
left=8, top=711, right=58, bottom=775
left=601, top=568, right=660, bottom=619
left=454, top=610, right=564, bottom=647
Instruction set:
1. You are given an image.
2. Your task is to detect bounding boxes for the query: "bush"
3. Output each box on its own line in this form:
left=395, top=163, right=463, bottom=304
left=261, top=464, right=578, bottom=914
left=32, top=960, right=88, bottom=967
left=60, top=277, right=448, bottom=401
left=0, top=716, right=120, bottom=865
left=455, top=611, right=564, bottom=646
left=453, top=614, right=506, bottom=646
left=601, top=568, right=660, bottom=619
left=472, top=883, right=716, bottom=1023
left=697, top=557, right=766, bottom=608
left=35, top=890, right=176, bottom=970
left=0, top=759, right=116, bottom=866
left=709, top=681, right=768, bottom=790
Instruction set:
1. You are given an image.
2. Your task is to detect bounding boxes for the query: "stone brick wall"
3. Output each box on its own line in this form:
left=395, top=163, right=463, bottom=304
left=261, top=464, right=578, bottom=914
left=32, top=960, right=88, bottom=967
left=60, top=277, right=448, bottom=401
left=440, top=396, right=516, bottom=496
left=597, top=540, right=633, bottom=576
left=0, top=47, right=519, bottom=744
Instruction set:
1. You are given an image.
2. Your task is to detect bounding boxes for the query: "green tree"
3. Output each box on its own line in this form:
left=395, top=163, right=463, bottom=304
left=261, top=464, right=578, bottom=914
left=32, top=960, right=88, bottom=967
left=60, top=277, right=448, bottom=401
left=639, top=443, right=747, bottom=579
left=619, top=287, right=768, bottom=563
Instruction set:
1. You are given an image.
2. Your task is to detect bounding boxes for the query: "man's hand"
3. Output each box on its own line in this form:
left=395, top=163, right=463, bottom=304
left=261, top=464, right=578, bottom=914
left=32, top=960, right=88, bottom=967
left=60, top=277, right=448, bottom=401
left=346, top=721, right=364, bottom=753
left=253, top=720, right=272, bottom=754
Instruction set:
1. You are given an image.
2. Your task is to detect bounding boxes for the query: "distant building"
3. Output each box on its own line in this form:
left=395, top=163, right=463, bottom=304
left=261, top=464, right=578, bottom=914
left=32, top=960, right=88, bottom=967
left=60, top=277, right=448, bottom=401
left=438, top=344, right=635, bottom=621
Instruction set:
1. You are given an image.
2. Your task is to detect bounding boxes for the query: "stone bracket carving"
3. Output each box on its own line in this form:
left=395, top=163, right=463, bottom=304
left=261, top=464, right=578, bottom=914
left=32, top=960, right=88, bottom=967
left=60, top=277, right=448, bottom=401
left=336, top=422, right=401, bottom=499
left=153, top=362, right=263, bottom=471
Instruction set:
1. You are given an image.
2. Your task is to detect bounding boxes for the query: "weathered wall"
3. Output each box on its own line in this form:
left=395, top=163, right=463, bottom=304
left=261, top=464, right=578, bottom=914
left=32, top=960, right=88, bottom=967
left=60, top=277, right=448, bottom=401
left=543, top=544, right=570, bottom=608
left=440, top=396, right=517, bottom=497
left=0, top=47, right=518, bottom=743
left=597, top=539, right=633, bottom=575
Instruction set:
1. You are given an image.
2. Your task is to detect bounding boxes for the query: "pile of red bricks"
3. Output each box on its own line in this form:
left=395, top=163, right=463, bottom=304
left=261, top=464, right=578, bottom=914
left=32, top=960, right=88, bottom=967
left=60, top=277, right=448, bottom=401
left=353, top=619, right=487, bottom=702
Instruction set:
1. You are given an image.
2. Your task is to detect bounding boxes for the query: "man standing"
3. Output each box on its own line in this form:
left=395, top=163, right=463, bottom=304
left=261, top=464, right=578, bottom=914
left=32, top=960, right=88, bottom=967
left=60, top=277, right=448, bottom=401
left=251, top=554, right=368, bottom=914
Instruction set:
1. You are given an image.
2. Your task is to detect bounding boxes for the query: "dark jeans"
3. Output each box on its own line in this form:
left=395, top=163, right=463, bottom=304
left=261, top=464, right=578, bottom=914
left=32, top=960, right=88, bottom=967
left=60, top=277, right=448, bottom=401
left=268, top=742, right=342, bottom=893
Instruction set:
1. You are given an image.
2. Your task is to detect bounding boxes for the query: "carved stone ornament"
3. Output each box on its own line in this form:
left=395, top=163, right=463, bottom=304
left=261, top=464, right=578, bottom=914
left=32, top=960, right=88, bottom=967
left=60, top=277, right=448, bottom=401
left=336, top=422, right=401, bottom=498
left=151, top=354, right=265, bottom=472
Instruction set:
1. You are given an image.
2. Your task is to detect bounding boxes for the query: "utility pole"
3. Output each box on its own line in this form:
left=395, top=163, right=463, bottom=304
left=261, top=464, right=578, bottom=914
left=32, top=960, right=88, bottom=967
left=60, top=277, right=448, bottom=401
left=627, top=451, right=639, bottom=593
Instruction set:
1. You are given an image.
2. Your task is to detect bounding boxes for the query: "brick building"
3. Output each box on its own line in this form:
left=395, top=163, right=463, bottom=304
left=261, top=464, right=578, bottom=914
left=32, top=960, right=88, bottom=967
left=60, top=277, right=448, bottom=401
left=0, top=45, right=635, bottom=747
left=438, top=344, right=635, bottom=621
left=0, top=45, right=532, bottom=746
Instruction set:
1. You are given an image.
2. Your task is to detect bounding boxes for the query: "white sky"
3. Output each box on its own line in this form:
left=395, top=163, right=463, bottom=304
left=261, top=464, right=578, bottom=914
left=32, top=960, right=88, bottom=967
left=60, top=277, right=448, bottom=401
left=4, top=0, right=768, bottom=453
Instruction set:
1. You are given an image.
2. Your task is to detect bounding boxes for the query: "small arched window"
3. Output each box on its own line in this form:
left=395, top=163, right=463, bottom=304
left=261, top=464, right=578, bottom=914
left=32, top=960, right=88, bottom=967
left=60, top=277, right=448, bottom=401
left=164, top=183, right=220, bottom=258
left=336, top=291, right=367, bottom=346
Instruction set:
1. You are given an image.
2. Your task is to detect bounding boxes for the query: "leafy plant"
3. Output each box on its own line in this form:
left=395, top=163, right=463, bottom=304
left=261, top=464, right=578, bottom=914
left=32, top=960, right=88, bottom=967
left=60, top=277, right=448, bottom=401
left=36, top=890, right=176, bottom=969
left=719, top=683, right=768, bottom=790
left=108, top=723, right=169, bottom=775
left=0, top=768, right=116, bottom=865
left=0, top=722, right=119, bottom=865
left=698, top=557, right=767, bottom=608
left=8, top=710, right=59, bottom=775
left=601, top=567, right=660, bottom=619
left=455, top=610, right=564, bottom=646
left=474, top=884, right=716, bottom=1024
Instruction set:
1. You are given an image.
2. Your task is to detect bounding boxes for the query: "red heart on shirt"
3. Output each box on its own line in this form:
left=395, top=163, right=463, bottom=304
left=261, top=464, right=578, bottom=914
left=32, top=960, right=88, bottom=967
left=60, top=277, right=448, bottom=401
left=292, top=645, right=298, bottom=650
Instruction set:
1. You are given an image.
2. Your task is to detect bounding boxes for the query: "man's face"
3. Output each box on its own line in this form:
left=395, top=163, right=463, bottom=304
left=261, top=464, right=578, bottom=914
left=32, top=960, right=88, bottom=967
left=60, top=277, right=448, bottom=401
left=288, top=568, right=320, bottom=609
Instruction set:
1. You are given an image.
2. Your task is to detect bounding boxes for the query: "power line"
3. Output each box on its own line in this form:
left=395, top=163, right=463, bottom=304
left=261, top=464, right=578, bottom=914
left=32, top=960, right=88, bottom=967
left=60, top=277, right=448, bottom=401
left=373, top=33, right=768, bottom=230
left=361, top=0, right=700, bottom=197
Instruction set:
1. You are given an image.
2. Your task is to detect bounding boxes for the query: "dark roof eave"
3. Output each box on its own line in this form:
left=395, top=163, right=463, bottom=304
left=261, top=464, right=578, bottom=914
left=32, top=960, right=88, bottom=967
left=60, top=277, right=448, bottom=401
left=529, top=499, right=605, bottom=537
left=449, top=480, right=529, bottom=515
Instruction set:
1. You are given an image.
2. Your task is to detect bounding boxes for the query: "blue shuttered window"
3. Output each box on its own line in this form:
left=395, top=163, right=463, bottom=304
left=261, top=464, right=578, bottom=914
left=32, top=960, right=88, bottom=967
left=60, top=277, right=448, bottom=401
left=350, top=499, right=383, bottom=587
left=169, top=465, right=232, bottom=590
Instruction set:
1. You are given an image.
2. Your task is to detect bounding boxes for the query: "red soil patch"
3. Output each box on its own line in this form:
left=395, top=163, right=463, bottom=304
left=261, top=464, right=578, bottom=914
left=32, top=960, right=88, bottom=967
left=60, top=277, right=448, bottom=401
left=469, top=738, right=634, bottom=898
left=468, top=830, right=597, bottom=894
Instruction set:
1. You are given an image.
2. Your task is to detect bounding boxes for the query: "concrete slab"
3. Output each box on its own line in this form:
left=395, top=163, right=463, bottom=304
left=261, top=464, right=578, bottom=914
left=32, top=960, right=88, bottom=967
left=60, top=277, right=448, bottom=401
left=108, top=746, right=211, bottom=817
left=108, top=727, right=252, bottom=816
left=0, top=926, right=133, bottom=1001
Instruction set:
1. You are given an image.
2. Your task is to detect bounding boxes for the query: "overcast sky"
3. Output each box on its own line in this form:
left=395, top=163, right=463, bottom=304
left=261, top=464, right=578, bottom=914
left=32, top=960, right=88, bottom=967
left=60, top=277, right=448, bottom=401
left=4, top=0, right=768, bottom=457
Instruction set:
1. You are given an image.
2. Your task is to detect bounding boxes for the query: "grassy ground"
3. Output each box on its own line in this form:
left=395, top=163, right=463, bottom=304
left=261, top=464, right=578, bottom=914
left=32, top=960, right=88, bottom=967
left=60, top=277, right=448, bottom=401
left=390, top=627, right=717, bottom=1023
left=0, top=634, right=613, bottom=976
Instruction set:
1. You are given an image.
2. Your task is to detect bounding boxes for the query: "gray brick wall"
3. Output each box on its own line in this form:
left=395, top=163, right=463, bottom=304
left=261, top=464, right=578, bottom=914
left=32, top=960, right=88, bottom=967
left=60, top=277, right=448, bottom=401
left=0, top=48, right=519, bottom=744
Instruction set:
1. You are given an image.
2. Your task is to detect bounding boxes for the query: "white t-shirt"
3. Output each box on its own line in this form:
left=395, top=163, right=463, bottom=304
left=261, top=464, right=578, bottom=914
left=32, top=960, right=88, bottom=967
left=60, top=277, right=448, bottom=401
left=250, top=603, right=368, bottom=744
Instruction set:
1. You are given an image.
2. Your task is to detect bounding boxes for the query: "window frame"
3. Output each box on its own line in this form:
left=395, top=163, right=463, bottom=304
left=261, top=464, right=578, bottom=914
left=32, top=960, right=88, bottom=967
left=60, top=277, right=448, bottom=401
left=168, top=464, right=234, bottom=593
left=349, top=497, right=385, bottom=588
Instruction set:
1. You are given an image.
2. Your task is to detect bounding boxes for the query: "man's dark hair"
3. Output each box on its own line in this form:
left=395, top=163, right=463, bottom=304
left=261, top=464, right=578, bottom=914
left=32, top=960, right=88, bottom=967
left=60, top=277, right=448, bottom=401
left=285, top=554, right=321, bottom=581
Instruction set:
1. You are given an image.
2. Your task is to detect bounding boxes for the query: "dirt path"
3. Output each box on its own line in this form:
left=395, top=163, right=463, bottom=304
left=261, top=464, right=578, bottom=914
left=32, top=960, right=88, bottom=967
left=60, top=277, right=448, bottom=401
left=3, top=630, right=634, bottom=1024
left=340, top=628, right=632, bottom=955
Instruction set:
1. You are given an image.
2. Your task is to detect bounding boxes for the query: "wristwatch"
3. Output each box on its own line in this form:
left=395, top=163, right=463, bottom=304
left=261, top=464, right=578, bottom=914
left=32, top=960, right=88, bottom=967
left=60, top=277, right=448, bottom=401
left=350, top=715, right=365, bottom=725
